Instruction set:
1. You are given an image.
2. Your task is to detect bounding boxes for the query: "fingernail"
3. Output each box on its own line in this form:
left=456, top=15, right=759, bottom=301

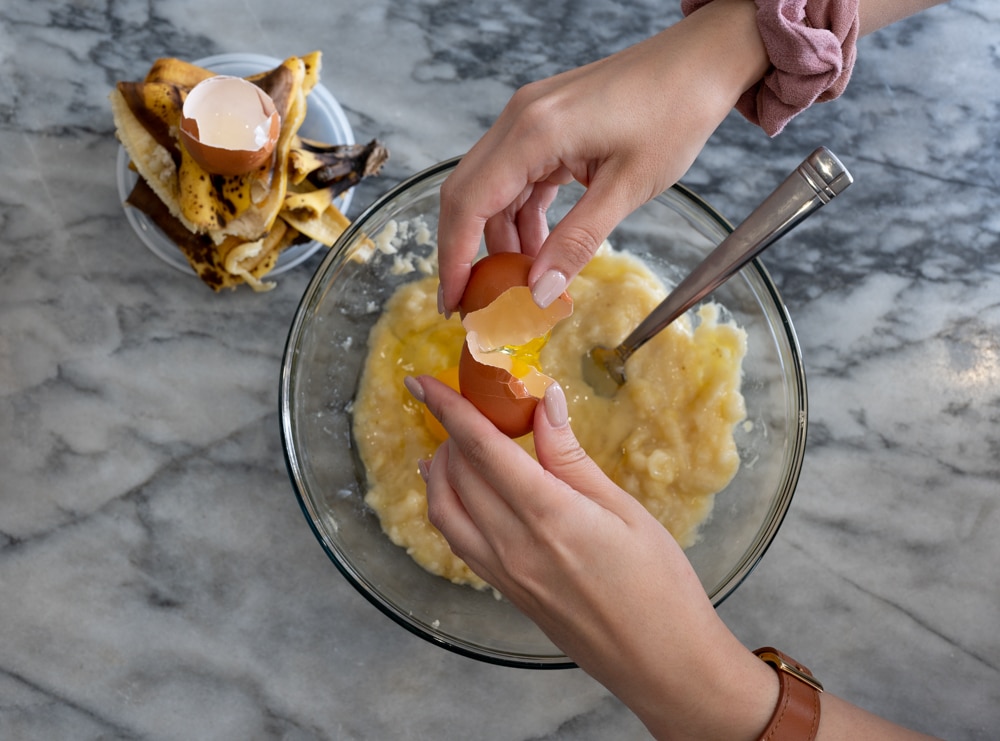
left=417, top=458, right=431, bottom=482
left=403, top=375, right=426, bottom=403
left=531, top=269, right=567, bottom=309
left=437, top=284, right=452, bottom=320
left=544, top=381, right=568, bottom=428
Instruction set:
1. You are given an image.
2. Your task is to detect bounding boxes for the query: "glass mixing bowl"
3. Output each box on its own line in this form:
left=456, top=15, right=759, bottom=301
left=280, top=157, right=807, bottom=668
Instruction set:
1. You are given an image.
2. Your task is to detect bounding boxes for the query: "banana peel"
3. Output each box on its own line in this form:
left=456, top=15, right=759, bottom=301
left=288, top=138, right=390, bottom=192
left=110, top=81, right=194, bottom=232
left=111, top=51, right=388, bottom=291
left=144, top=56, right=215, bottom=88
left=126, top=175, right=303, bottom=291
left=220, top=56, right=306, bottom=241
left=281, top=185, right=351, bottom=247
left=114, top=56, right=303, bottom=241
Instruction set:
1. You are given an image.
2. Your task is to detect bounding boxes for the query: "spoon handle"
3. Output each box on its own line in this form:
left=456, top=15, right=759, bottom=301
left=615, top=146, right=853, bottom=362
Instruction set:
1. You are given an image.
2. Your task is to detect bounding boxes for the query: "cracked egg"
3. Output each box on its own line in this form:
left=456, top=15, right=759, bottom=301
left=457, top=253, right=573, bottom=438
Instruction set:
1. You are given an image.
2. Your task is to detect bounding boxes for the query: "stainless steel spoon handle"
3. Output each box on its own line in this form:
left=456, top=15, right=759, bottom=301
left=615, top=147, right=852, bottom=363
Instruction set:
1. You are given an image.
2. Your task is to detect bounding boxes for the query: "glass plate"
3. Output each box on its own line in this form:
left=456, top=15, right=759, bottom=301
left=115, top=52, right=355, bottom=276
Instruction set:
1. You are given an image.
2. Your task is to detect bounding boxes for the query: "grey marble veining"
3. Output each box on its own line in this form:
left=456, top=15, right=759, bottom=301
left=1, top=1, right=998, bottom=739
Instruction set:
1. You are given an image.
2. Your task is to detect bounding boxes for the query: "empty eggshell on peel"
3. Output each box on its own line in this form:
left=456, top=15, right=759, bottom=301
left=457, top=253, right=573, bottom=438
left=180, top=75, right=281, bottom=176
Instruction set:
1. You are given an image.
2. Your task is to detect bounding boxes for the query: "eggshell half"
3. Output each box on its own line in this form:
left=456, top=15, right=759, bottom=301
left=179, top=75, right=281, bottom=176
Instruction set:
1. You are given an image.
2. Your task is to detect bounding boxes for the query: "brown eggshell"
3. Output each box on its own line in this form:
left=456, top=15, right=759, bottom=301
left=458, top=342, right=539, bottom=438
left=459, top=252, right=534, bottom=317
left=179, top=75, right=281, bottom=177
left=456, top=252, right=574, bottom=438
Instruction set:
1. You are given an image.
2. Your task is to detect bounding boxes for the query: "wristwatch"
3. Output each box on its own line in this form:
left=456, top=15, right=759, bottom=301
left=753, top=646, right=824, bottom=741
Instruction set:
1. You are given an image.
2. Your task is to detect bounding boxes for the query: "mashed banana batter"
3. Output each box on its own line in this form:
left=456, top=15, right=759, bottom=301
left=353, top=246, right=746, bottom=590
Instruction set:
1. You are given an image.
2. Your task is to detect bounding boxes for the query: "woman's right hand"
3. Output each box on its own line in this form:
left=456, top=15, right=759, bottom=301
left=436, top=0, right=770, bottom=316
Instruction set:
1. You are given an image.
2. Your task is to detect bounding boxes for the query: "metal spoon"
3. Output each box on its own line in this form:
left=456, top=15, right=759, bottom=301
left=583, top=146, right=853, bottom=396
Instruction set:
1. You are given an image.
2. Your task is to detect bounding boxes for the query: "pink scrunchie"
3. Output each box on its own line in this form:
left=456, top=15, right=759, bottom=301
left=682, top=0, right=860, bottom=135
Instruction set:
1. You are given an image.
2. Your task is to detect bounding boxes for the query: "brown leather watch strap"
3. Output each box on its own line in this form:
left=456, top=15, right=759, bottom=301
left=753, top=646, right=824, bottom=741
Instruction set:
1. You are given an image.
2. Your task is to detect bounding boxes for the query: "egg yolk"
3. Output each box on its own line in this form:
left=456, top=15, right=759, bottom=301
left=496, top=333, right=549, bottom=379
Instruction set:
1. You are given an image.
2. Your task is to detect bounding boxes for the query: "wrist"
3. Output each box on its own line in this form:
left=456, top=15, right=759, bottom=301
left=632, top=635, right=781, bottom=741
left=684, top=0, right=862, bottom=135
left=709, top=643, right=783, bottom=741
left=680, top=0, right=770, bottom=105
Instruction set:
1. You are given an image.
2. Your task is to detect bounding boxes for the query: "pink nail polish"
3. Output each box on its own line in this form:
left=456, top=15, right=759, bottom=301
left=544, top=382, right=568, bottom=428
left=437, top=284, right=452, bottom=320
left=404, top=375, right=426, bottom=403
left=531, top=269, right=567, bottom=309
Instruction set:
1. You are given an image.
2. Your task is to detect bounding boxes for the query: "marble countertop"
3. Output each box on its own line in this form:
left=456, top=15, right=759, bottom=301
left=2, top=1, right=997, bottom=738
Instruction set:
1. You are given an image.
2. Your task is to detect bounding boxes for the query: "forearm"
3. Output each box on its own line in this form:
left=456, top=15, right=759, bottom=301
left=859, top=0, right=947, bottom=35
left=634, top=644, right=941, bottom=741
left=817, top=692, right=942, bottom=740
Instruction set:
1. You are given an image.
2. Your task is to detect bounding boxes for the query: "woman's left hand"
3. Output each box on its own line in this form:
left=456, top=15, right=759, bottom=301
left=407, top=374, right=777, bottom=741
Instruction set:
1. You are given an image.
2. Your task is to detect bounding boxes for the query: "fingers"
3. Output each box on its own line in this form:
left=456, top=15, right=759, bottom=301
left=407, top=374, right=545, bottom=516
left=443, top=165, right=645, bottom=312
left=437, top=104, right=559, bottom=314
left=409, top=373, right=633, bottom=523
left=443, top=148, right=653, bottom=314
left=438, top=150, right=533, bottom=315
left=532, top=382, right=600, bottom=487
left=482, top=179, right=559, bottom=260
left=532, top=382, right=640, bottom=516
left=436, top=186, right=493, bottom=318
left=411, top=374, right=540, bottom=587
left=437, top=83, right=580, bottom=314
left=422, top=442, right=504, bottom=589
left=526, top=163, right=649, bottom=307
left=409, top=374, right=595, bottom=529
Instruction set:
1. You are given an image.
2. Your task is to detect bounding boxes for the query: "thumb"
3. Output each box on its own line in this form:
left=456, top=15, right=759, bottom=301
left=533, top=382, right=627, bottom=510
left=527, top=167, right=646, bottom=308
